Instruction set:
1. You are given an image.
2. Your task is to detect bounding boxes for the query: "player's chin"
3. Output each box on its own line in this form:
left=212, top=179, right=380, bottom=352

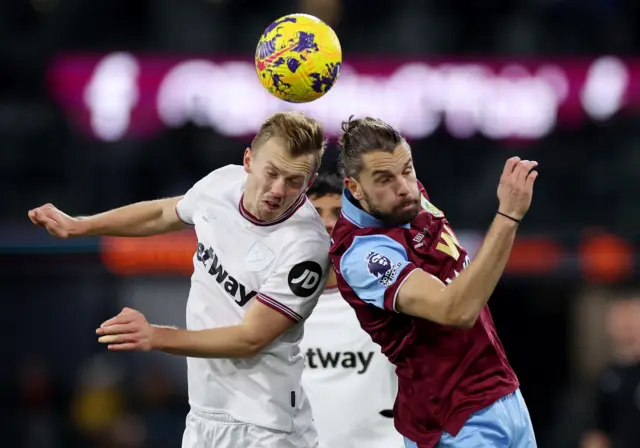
left=393, top=204, right=420, bottom=224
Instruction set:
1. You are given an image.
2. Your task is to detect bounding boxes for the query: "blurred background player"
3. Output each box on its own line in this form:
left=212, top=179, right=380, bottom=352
left=300, top=173, right=404, bottom=448
left=329, top=117, right=538, bottom=448
left=28, top=111, right=331, bottom=448
left=580, top=296, right=640, bottom=448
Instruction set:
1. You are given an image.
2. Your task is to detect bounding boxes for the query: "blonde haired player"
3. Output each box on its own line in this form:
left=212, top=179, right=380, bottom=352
left=28, top=112, right=331, bottom=448
left=301, top=173, right=404, bottom=448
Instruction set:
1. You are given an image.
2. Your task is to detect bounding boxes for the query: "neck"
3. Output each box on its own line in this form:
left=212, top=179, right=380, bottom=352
left=325, top=267, right=337, bottom=290
left=242, top=193, right=257, bottom=217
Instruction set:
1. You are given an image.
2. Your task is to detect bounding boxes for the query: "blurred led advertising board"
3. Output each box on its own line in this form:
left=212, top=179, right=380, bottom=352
left=47, top=53, right=637, bottom=142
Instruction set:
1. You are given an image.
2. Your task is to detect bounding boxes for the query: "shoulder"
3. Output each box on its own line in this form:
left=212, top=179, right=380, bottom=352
left=341, top=234, right=409, bottom=266
left=329, top=216, right=361, bottom=254
left=209, top=164, right=246, bottom=186
left=280, top=200, right=330, bottom=253
left=189, top=165, right=247, bottom=206
left=264, top=209, right=329, bottom=280
left=340, top=234, right=409, bottom=281
left=189, top=164, right=245, bottom=190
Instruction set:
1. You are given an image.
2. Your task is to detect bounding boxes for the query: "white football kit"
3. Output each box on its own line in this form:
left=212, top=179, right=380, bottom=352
left=175, top=165, right=331, bottom=448
left=300, top=287, right=404, bottom=448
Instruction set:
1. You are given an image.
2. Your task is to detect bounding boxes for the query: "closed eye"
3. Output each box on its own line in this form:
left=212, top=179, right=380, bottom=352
left=287, top=178, right=304, bottom=188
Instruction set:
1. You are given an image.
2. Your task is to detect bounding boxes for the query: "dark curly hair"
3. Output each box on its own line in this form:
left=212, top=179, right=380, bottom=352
left=337, top=115, right=405, bottom=179
left=307, top=172, right=343, bottom=199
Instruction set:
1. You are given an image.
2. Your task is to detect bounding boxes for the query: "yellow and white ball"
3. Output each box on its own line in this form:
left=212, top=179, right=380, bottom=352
left=255, top=14, right=342, bottom=103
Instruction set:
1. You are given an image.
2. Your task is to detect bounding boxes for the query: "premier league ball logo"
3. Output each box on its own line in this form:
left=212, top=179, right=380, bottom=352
left=365, top=251, right=401, bottom=287
left=365, top=251, right=391, bottom=279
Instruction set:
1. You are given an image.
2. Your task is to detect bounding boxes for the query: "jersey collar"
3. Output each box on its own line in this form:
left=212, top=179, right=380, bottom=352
left=341, top=189, right=410, bottom=229
left=238, top=193, right=306, bottom=227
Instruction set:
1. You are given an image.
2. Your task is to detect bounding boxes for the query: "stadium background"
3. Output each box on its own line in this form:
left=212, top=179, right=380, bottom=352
left=1, top=0, right=640, bottom=446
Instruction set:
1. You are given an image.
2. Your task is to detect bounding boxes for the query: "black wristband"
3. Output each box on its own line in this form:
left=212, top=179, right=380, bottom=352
left=496, top=211, right=521, bottom=224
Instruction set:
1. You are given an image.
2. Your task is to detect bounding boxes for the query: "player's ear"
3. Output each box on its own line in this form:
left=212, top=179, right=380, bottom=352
left=243, top=147, right=252, bottom=173
left=345, top=177, right=363, bottom=201
left=306, top=172, right=318, bottom=191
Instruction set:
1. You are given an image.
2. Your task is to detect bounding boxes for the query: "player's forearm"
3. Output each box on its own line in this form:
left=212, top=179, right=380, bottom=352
left=443, top=214, right=518, bottom=327
left=151, top=325, right=263, bottom=358
left=76, top=198, right=184, bottom=237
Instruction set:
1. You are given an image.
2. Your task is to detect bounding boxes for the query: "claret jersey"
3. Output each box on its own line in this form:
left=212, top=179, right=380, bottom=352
left=329, top=184, right=519, bottom=447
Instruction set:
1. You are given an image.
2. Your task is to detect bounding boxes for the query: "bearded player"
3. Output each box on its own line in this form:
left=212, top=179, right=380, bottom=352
left=300, top=173, right=404, bottom=448
left=329, top=117, right=538, bottom=448
left=28, top=112, right=331, bottom=448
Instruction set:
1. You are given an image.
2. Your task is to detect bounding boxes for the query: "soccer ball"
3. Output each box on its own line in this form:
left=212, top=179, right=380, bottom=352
left=255, top=14, right=342, bottom=103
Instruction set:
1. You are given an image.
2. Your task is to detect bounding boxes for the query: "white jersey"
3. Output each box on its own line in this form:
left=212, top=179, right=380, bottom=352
left=176, top=165, right=330, bottom=432
left=300, top=288, right=404, bottom=448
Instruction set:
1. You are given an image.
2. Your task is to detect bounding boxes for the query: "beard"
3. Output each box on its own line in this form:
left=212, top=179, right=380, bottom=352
left=364, top=192, right=420, bottom=226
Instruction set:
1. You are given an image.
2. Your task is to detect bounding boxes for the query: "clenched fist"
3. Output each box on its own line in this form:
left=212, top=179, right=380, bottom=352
left=497, top=157, right=538, bottom=221
left=27, top=203, right=82, bottom=238
left=96, top=307, right=154, bottom=351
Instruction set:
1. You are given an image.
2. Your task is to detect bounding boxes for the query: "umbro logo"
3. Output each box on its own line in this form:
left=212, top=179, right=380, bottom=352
left=413, top=227, right=429, bottom=249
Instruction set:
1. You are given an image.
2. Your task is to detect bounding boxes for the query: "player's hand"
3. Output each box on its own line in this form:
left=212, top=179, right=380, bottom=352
left=96, top=307, right=154, bottom=351
left=496, top=156, right=538, bottom=221
left=27, top=203, right=83, bottom=238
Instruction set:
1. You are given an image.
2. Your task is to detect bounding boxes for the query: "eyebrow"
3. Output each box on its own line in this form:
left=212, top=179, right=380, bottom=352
left=371, top=160, right=412, bottom=177
left=266, top=163, right=306, bottom=180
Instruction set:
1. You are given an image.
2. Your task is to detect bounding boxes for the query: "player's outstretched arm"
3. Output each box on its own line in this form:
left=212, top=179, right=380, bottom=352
left=97, top=236, right=330, bottom=356
left=96, top=302, right=298, bottom=357
left=28, top=168, right=225, bottom=238
left=28, top=197, right=186, bottom=238
left=154, top=301, right=297, bottom=357
left=396, top=157, right=538, bottom=328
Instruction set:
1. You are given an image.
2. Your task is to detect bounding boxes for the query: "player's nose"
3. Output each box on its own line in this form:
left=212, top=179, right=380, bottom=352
left=324, top=217, right=337, bottom=235
left=396, top=177, right=411, bottom=196
left=270, top=179, right=286, bottom=198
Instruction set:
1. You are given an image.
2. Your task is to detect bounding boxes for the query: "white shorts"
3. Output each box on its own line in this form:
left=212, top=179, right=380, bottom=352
left=182, top=408, right=319, bottom=448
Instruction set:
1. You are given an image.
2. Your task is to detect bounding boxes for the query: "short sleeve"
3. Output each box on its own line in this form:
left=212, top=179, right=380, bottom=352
left=340, top=234, right=417, bottom=312
left=176, top=171, right=217, bottom=224
left=257, top=235, right=330, bottom=322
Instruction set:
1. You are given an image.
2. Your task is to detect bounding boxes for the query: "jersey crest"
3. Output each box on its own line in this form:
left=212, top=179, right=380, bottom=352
left=244, top=241, right=276, bottom=272
left=421, top=194, right=444, bottom=217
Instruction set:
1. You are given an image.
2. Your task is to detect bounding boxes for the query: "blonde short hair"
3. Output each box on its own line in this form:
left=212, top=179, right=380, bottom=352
left=251, top=111, right=327, bottom=173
